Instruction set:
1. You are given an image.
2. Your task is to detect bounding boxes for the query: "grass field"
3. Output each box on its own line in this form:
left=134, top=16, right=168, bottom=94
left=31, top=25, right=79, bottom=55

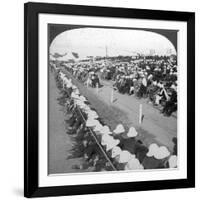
left=64, top=70, right=177, bottom=152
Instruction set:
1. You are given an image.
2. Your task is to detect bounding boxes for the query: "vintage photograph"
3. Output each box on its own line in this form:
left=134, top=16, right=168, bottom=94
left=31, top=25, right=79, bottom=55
left=48, top=24, right=178, bottom=174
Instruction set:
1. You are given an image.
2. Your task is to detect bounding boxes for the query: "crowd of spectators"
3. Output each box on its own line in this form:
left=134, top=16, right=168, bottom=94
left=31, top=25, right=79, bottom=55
left=55, top=55, right=177, bottom=117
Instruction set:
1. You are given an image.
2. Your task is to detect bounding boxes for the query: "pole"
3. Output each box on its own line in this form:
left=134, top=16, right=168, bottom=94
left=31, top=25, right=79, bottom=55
left=139, top=104, right=143, bottom=124
left=111, top=88, right=114, bottom=103
left=106, top=45, right=108, bottom=58
left=62, top=80, right=65, bottom=89
left=96, top=83, right=99, bottom=94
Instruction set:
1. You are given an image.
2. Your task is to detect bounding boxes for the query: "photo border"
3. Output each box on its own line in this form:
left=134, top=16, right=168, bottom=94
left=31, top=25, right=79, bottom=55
left=40, top=14, right=186, bottom=186
left=24, top=2, right=195, bottom=198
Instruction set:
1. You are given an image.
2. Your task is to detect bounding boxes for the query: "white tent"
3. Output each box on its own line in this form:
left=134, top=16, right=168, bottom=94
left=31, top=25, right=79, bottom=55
left=49, top=54, right=56, bottom=61
left=56, top=52, right=78, bottom=61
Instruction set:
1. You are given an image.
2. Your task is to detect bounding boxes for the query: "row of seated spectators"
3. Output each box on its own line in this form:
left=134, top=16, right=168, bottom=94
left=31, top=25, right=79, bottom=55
left=53, top=56, right=177, bottom=116
left=100, top=58, right=177, bottom=117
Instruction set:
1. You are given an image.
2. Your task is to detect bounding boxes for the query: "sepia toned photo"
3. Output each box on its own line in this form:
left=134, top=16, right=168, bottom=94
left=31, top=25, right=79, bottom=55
left=48, top=24, right=178, bottom=175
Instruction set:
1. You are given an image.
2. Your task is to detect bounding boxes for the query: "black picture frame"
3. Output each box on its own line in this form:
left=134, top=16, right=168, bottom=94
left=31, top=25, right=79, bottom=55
left=24, top=2, right=195, bottom=198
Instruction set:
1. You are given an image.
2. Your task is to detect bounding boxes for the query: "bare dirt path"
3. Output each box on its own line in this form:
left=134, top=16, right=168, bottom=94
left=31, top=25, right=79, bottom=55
left=48, top=72, right=85, bottom=174
left=64, top=71, right=177, bottom=152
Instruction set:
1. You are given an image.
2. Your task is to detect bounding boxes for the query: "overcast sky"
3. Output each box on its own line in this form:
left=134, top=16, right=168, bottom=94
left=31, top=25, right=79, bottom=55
left=50, top=27, right=176, bottom=60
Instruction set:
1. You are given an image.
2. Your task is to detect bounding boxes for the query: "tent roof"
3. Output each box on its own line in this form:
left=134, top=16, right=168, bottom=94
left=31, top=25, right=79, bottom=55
left=56, top=52, right=78, bottom=61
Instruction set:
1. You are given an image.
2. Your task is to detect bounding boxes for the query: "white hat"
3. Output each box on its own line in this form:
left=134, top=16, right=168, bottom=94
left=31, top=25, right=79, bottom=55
left=75, top=99, right=83, bottom=106
left=101, top=134, right=113, bottom=146
left=78, top=102, right=87, bottom=109
left=147, top=143, right=170, bottom=159
left=154, top=146, right=170, bottom=159
left=118, top=150, right=132, bottom=163
left=79, top=104, right=87, bottom=110
left=82, top=105, right=90, bottom=112
left=125, top=156, right=144, bottom=170
left=106, top=139, right=120, bottom=151
left=66, top=82, right=73, bottom=88
left=100, top=126, right=112, bottom=135
left=63, top=77, right=68, bottom=84
left=79, top=95, right=87, bottom=102
left=146, top=143, right=159, bottom=157
left=87, top=111, right=99, bottom=119
left=72, top=85, right=77, bottom=90
left=86, top=119, right=99, bottom=127
left=111, top=146, right=122, bottom=158
left=85, top=108, right=91, bottom=114
left=93, top=123, right=103, bottom=132
left=113, top=124, right=125, bottom=134
left=153, top=81, right=157, bottom=86
left=92, top=120, right=101, bottom=128
left=74, top=89, right=80, bottom=95
left=168, top=155, right=177, bottom=168
left=140, top=74, right=145, bottom=78
left=71, top=92, right=79, bottom=99
left=148, top=74, right=153, bottom=80
left=127, top=127, right=138, bottom=138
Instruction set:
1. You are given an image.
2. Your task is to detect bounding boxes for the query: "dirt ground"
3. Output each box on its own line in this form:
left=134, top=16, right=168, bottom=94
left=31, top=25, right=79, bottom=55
left=64, top=70, right=177, bottom=152
left=48, top=72, right=85, bottom=174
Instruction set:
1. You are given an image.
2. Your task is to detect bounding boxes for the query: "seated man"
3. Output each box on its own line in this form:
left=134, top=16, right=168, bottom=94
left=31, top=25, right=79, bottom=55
left=162, top=90, right=177, bottom=116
